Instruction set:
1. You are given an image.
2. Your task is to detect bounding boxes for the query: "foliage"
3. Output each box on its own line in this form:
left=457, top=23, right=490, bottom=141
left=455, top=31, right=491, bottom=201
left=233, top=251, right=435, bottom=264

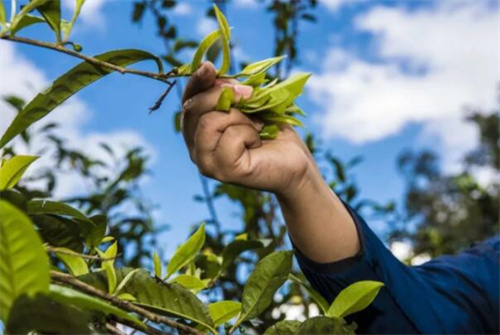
left=393, top=110, right=499, bottom=258
left=0, top=1, right=385, bottom=334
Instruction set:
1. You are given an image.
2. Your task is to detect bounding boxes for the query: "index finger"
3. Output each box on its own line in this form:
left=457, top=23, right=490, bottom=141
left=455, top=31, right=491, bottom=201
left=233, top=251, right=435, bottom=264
left=182, top=62, right=217, bottom=103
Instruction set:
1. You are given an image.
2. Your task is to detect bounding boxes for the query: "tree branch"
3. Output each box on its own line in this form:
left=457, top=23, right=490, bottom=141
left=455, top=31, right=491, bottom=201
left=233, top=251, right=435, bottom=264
left=0, top=35, right=179, bottom=83
left=46, top=245, right=120, bottom=261
left=50, top=271, right=206, bottom=335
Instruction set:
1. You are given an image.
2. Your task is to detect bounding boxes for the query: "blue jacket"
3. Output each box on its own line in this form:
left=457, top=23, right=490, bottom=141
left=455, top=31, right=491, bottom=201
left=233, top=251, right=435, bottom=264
left=294, top=203, right=500, bottom=334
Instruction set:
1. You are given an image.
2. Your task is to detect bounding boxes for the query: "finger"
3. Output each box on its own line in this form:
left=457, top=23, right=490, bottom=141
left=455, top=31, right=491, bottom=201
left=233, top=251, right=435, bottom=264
left=191, top=109, right=258, bottom=165
left=182, top=62, right=217, bottom=103
left=213, top=124, right=261, bottom=180
left=183, top=84, right=254, bottom=149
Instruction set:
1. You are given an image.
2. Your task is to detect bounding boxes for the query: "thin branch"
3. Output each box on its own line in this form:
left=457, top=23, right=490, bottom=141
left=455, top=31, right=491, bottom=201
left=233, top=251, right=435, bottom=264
left=149, top=79, right=177, bottom=113
left=0, top=35, right=179, bottom=83
left=115, top=317, right=168, bottom=335
left=50, top=271, right=205, bottom=335
left=46, top=246, right=120, bottom=261
left=106, top=322, right=127, bottom=335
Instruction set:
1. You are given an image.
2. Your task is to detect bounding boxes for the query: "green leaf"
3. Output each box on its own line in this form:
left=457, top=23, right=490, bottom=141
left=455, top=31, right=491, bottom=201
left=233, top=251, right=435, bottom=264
left=79, top=268, right=215, bottom=332
left=327, top=281, right=384, bottom=318
left=221, top=239, right=270, bottom=271
left=239, top=56, right=285, bottom=77
left=213, top=4, right=231, bottom=75
left=36, top=0, right=61, bottom=43
left=153, top=251, right=162, bottom=278
left=216, top=87, right=234, bottom=112
left=288, top=273, right=329, bottom=314
left=190, top=29, right=220, bottom=73
left=264, top=320, right=301, bottom=335
left=260, top=114, right=304, bottom=127
left=98, top=241, right=118, bottom=294
left=52, top=247, right=89, bottom=276
left=115, top=269, right=140, bottom=296
left=241, top=71, right=267, bottom=88
left=10, top=14, right=46, bottom=33
left=6, top=294, right=91, bottom=334
left=0, top=200, right=50, bottom=322
left=65, top=0, right=86, bottom=40
left=34, top=215, right=84, bottom=252
left=294, top=316, right=355, bottom=335
left=235, top=250, right=293, bottom=328
left=166, top=223, right=205, bottom=279
left=10, top=0, right=50, bottom=34
left=0, top=155, right=38, bottom=190
left=117, top=293, right=136, bottom=301
left=208, top=301, right=241, bottom=328
left=85, top=214, right=107, bottom=249
left=0, top=49, right=164, bottom=148
left=0, top=0, right=6, bottom=28
left=259, top=124, right=280, bottom=140
left=170, top=274, right=207, bottom=291
left=49, top=284, right=142, bottom=326
left=27, top=200, right=93, bottom=225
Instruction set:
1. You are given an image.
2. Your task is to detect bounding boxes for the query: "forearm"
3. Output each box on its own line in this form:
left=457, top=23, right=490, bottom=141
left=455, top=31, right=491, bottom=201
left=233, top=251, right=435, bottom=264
left=277, top=164, right=360, bottom=263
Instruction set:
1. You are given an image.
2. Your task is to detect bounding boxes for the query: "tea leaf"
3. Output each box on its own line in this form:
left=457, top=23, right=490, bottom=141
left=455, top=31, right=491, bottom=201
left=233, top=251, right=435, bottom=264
left=52, top=247, right=89, bottom=276
left=239, top=56, right=285, bottom=77
left=170, top=274, right=207, bottom=291
left=166, top=223, right=206, bottom=278
left=27, top=200, right=93, bottom=225
left=10, top=14, right=46, bottom=34
left=114, top=269, right=140, bottom=296
left=216, top=87, right=235, bottom=112
left=0, top=1, right=6, bottom=28
left=97, top=242, right=118, bottom=294
left=190, top=29, right=220, bottom=73
left=288, top=273, right=329, bottom=314
left=213, top=5, right=231, bottom=75
left=294, top=316, right=355, bottom=335
left=0, top=155, right=38, bottom=190
left=264, top=320, right=301, bottom=335
left=10, top=0, right=50, bottom=34
left=259, top=125, right=280, bottom=140
left=49, top=284, right=142, bottom=326
left=208, top=301, right=241, bottom=327
left=0, top=200, right=49, bottom=323
left=65, top=0, right=85, bottom=39
left=36, top=0, right=61, bottom=43
left=327, top=281, right=384, bottom=318
left=234, top=250, right=293, bottom=328
left=153, top=251, right=162, bottom=278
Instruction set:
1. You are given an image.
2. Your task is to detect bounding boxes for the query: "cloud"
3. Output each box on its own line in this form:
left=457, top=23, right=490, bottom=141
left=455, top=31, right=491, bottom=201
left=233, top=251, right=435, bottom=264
left=319, top=0, right=355, bottom=12
left=309, top=2, right=499, bottom=170
left=0, top=42, right=156, bottom=198
left=172, top=3, right=192, bottom=16
left=197, top=17, right=217, bottom=36
left=62, top=0, right=107, bottom=30
left=233, top=0, right=258, bottom=9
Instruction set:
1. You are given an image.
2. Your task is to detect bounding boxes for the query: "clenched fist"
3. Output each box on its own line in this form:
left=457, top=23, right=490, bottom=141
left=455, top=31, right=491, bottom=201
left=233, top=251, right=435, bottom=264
left=181, top=62, right=316, bottom=198
left=181, top=62, right=359, bottom=264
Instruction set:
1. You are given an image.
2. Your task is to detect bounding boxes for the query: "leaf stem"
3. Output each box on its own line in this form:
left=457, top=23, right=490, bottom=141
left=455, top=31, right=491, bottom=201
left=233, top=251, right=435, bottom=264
left=50, top=271, right=206, bottom=335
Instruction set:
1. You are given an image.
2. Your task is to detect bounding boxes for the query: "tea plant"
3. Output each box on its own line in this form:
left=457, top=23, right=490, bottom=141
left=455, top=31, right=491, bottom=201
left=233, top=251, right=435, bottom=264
left=0, top=1, right=383, bottom=333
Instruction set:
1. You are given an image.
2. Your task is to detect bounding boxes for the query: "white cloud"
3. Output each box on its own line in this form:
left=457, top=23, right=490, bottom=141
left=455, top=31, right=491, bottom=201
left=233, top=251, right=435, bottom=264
left=62, top=0, right=107, bottom=30
left=309, top=2, right=499, bottom=170
left=319, top=0, right=355, bottom=12
left=234, top=0, right=258, bottom=9
left=172, top=2, right=192, bottom=16
left=0, top=42, right=156, bottom=198
left=197, top=17, right=217, bottom=36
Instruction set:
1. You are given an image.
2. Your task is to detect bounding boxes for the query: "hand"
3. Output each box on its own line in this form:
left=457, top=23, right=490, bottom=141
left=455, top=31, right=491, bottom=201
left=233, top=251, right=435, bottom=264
left=181, top=62, right=359, bottom=263
left=181, top=62, right=318, bottom=198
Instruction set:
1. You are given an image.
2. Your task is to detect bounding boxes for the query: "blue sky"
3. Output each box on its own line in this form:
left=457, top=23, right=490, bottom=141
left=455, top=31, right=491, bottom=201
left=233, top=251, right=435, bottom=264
left=1, top=0, right=498, bottom=256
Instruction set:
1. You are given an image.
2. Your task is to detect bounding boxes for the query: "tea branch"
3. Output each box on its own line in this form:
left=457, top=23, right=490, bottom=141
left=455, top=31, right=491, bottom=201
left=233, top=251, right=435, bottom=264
left=0, top=35, right=177, bottom=83
left=50, top=271, right=206, bottom=335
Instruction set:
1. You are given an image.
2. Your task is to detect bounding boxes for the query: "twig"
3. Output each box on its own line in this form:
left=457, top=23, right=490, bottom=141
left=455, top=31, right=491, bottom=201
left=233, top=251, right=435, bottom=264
left=149, top=80, right=177, bottom=113
left=50, top=271, right=206, bottom=335
left=106, top=322, right=127, bottom=335
left=115, top=317, right=168, bottom=335
left=0, top=35, right=179, bottom=83
left=46, top=246, right=120, bottom=261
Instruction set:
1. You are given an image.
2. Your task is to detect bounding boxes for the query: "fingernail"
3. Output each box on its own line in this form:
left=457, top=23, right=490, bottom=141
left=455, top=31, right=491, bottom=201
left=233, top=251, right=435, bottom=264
left=183, top=98, right=193, bottom=111
left=234, top=85, right=253, bottom=99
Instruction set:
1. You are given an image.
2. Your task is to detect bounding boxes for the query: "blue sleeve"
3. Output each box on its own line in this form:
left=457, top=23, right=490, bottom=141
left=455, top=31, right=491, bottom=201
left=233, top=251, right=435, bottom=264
left=293, top=202, right=500, bottom=334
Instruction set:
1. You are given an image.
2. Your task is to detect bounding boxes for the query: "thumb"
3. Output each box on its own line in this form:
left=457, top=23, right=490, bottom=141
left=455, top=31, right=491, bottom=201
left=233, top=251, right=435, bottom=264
left=182, top=62, right=217, bottom=103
